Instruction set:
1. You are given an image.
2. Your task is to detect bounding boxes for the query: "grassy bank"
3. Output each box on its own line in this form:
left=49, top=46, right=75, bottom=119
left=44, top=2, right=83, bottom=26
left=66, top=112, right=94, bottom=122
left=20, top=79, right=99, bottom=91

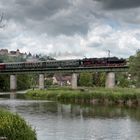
left=25, top=87, right=140, bottom=106
left=0, top=109, right=37, bottom=140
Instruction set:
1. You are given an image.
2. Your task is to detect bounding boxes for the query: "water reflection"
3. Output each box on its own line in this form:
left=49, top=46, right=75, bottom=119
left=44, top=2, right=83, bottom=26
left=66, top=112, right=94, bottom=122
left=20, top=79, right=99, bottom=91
left=0, top=97, right=140, bottom=140
left=10, top=92, right=16, bottom=99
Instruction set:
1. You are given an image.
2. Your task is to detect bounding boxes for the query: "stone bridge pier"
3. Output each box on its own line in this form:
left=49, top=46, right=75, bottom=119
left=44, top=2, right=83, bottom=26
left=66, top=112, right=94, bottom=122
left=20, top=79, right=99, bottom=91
left=39, top=74, right=44, bottom=89
left=71, top=73, right=78, bottom=89
left=105, top=72, right=115, bottom=88
left=10, top=74, right=17, bottom=91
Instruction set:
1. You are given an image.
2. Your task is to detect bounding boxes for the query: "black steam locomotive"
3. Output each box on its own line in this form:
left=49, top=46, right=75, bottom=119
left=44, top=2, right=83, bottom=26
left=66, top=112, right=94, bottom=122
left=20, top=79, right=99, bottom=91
left=0, top=57, right=126, bottom=71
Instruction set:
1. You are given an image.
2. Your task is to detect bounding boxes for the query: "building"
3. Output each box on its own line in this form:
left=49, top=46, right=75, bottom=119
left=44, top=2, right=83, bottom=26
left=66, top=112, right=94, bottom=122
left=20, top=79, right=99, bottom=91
left=9, top=49, right=20, bottom=57
left=0, top=49, right=8, bottom=55
left=52, top=75, right=72, bottom=86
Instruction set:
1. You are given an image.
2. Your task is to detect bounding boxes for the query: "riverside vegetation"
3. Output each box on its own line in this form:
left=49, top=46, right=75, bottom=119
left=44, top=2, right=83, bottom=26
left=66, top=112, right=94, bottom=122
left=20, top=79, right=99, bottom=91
left=0, top=109, right=37, bottom=140
left=25, top=87, right=140, bottom=106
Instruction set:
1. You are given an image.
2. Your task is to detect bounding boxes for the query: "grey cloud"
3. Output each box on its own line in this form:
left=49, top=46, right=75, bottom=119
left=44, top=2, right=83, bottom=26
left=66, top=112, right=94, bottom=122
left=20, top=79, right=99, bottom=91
left=95, top=0, right=140, bottom=10
left=1, top=0, right=72, bottom=23
left=1, top=0, right=140, bottom=37
left=44, top=18, right=89, bottom=36
left=0, top=0, right=139, bottom=58
left=135, top=33, right=140, bottom=40
left=16, top=0, right=71, bottom=20
left=0, top=0, right=99, bottom=36
left=88, top=42, right=102, bottom=48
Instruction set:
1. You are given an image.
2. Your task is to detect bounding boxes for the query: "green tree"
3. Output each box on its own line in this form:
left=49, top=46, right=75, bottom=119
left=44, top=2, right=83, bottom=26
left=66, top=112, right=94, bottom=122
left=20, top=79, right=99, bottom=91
left=45, top=79, right=53, bottom=88
left=92, top=72, right=105, bottom=87
left=17, top=74, right=33, bottom=90
left=116, top=72, right=129, bottom=88
left=0, top=75, right=10, bottom=91
left=129, top=50, right=140, bottom=87
left=78, top=72, right=93, bottom=87
left=0, top=74, right=33, bottom=92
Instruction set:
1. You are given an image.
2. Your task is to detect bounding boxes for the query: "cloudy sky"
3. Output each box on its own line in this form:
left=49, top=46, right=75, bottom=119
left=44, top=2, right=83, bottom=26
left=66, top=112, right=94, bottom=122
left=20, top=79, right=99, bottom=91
left=0, top=0, right=140, bottom=59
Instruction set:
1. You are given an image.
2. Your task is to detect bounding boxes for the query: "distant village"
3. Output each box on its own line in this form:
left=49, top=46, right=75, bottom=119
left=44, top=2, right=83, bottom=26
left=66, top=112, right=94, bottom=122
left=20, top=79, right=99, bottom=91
left=0, top=49, right=54, bottom=62
left=0, top=49, right=28, bottom=57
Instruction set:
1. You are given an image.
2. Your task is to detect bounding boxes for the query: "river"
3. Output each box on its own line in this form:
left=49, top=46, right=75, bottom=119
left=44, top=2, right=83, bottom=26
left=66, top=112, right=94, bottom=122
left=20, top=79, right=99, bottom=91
left=0, top=93, right=140, bottom=140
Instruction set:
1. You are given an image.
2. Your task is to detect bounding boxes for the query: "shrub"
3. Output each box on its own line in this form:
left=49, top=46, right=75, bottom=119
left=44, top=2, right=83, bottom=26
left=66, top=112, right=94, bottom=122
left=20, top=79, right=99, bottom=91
left=25, top=88, right=140, bottom=105
left=0, top=109, right=37, bottom=140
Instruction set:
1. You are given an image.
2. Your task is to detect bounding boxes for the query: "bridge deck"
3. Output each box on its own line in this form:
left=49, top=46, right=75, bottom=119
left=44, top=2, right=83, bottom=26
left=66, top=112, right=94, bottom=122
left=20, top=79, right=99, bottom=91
left=0, top=66, right=129, bottom=74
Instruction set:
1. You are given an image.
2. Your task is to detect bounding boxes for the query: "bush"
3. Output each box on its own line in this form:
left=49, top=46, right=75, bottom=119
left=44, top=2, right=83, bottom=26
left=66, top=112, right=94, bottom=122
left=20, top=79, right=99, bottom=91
left=25, top=88, right=140, bottom=105
left=0, top=109, right=37, bottom=140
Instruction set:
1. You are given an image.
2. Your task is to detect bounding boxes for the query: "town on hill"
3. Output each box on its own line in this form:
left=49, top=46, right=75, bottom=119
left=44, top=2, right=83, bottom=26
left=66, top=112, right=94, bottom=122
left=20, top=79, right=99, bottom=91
left=0, top=49, right=54, bottom=63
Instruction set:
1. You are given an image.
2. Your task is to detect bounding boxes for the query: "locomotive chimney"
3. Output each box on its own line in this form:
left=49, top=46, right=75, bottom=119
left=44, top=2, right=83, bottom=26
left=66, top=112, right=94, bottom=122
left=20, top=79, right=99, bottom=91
left=108, top=50, right=110, bottom=57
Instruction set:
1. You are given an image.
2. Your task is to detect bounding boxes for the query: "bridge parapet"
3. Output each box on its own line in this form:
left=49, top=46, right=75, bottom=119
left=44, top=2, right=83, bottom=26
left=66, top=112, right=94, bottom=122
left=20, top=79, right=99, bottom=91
left=0, top=66, right=129, bottom=74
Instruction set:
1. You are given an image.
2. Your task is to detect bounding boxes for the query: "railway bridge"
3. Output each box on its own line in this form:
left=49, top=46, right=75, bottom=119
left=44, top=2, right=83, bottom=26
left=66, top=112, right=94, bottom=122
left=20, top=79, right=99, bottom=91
left=0, top=65, right=129, bottom=91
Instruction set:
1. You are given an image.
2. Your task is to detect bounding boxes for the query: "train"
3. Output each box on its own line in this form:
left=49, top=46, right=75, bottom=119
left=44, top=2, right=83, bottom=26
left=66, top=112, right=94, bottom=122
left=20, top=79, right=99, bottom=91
left=0, top=57, right=126, bottom=71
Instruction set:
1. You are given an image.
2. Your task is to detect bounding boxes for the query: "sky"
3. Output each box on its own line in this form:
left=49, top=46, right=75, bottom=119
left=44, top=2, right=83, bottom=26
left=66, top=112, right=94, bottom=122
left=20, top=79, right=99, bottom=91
left=0, top=0, right=140, bottom=59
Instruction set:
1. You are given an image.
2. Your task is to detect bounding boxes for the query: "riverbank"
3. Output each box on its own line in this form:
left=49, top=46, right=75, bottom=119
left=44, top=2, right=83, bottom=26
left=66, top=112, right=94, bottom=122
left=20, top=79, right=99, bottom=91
left=25, top=87, right=140, bottom=106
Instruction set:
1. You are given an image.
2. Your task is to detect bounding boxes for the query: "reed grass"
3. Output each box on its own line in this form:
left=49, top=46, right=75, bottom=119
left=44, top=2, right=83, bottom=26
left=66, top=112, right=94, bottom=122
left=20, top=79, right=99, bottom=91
left=0, top=109, right=37, bottom=140
left=26, top=87, right=140, bottom=106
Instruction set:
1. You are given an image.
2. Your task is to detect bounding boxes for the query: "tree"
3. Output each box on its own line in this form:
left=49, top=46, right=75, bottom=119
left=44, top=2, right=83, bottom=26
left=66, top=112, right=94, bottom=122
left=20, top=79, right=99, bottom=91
left=17, top=74, right=32, bottom=90
left=78, top=72, right=93, bottom=87
left=129, top=50, right=140, bottom=87
left=0, top=75, right=10, bottom=91
left=92, top=72, right=105, bottom=87
left=116, top=72, right=129, bottom=88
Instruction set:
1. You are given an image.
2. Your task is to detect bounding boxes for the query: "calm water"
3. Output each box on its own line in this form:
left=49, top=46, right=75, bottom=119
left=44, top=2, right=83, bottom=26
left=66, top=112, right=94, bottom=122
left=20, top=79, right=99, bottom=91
left=0, top=94, right=140, bottom=140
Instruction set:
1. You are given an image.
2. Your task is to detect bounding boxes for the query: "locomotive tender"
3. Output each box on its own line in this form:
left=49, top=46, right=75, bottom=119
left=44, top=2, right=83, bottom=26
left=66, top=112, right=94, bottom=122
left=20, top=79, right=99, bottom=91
left=0, top=57, right=126, bottom=71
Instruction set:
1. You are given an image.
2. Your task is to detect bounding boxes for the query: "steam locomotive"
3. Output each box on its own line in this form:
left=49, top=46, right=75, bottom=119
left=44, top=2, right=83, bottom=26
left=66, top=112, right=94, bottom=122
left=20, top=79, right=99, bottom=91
left=0, top=57, right=126, bottom=71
